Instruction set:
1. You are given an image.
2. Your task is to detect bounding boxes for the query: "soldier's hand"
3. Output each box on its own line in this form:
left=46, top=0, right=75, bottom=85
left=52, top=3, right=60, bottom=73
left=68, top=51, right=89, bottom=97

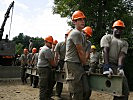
left=117, top=65, right=124, bottom=76
left=85, top=70, right=91, bottom=76
left=103, top=64, right=113, bottom=78
left=117, top=68, right=124, bottom=76
left=103, top=64, right=113, bottom=75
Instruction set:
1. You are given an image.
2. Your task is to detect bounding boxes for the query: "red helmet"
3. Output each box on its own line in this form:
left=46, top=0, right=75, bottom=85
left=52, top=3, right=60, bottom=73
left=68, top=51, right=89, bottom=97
left=44, top=36, right=53, bottom=43
left=72, top=10, right=86, bottom=21
left=53, top=40, right=58, bottom=45
left=83, top=26, right=93, bottom=37
left=32, top=48, right=37, bottom=53
left=112, top=20, right=125, bottom=28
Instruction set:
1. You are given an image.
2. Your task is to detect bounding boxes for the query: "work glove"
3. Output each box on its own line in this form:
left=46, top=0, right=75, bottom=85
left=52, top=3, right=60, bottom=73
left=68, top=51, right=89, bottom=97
left=56, top=67, right=63, bottom=73
left=103, top=64, right=113, bottom=78
left=117, top=65, right=125, bottom=76
left=85, top=68, right=93, bottom=76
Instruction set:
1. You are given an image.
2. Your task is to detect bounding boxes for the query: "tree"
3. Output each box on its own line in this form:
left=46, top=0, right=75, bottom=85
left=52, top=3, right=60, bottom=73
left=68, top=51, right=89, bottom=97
left=13, top=33, right=44, bottom=54
left=53, top=0, right=133, bottom=50
left=15, top=43, right=23, bottom=54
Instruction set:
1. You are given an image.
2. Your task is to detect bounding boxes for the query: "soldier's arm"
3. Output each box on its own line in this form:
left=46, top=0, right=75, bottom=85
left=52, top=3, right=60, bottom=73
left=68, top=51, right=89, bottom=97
left=48, top=58, right=57, bottom=67
left=86, top=51, right=90, bottom=60
left=118, top=41, right=128, bottom=66
left=76, top=44, right=86, bottom=65
left=118, top=52, right=126, bottom=66
left=54, top=52, right=59, bottom=64
left=103, top=47, right=109, bottom=64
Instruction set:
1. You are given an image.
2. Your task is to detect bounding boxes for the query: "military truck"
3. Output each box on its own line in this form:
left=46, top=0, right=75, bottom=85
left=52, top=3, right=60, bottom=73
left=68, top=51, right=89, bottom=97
left=0, top=1, right=15, bottom=66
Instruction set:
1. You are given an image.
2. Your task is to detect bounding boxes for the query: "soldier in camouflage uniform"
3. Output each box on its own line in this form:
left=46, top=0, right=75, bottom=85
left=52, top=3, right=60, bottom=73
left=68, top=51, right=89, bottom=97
left=82, top=26, right=93, bottom=98
left=50, top=40, right=58, bottom=96
left=65, top=10, right=90, bottom=100
left=100, top=20, right=129, bottom=100
left=89, top=45, right=100, bottom=73
left=27, top=48, right=37, bottom=86
left=19, top=48, right=28, bottom=84
left=37, top=36, right=56, bottom=100
left=31, top=48, right=39, bottom=88
left=82, top=26, right=92, bottom=71
left=54, top=30, right=71, bottom=98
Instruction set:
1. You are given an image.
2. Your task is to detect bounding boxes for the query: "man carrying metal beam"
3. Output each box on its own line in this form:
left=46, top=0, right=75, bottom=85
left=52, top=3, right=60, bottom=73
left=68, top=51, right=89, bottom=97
left=64, top=10, right=90, bottom=100
left=100, top=20, right=129, bottom=100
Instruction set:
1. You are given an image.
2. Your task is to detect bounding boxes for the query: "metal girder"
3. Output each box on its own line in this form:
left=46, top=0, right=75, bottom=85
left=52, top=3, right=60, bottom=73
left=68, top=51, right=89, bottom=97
left=55, top=71, right=66, bottom=83
left=26, top=68, right=32, bottom=74
left=55, top=72, right=123, bottom=96
left=32, top=69, right=39, bottom=76
left=25, top=68, right=124, bottom=96
left=89, top=73, right=123, bottom=96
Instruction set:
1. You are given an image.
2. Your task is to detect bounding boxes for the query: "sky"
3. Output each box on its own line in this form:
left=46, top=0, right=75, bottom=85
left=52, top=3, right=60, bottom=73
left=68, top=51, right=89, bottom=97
left=0, top=0, right=71, bottom=42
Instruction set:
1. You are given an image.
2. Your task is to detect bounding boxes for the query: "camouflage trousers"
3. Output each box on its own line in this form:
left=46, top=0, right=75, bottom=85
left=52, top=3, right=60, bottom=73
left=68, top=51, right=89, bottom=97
left=64, top=62, right=91, bottom=100
left=110, top=63, right=129, bottom=100
left=38, top=67, right=53, bottom=100
left=55, top=60, right=64, bottom=96
left=20, top=66, right=27, bottom=84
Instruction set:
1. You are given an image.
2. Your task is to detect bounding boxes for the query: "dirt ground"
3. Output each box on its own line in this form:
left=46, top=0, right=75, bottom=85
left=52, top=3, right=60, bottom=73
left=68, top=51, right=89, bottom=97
left=0, top=79, right=132, bottom=100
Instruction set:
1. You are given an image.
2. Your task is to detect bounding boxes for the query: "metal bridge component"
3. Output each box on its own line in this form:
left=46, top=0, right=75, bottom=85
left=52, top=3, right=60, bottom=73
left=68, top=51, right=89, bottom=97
left=55, top=71, right=123, bottom=96
left=89, top=73, right=123, bottom=96
left=0, top=66, right=123, bottom=96
left=55, top=71, right=66, bottom=83
left=0, top=66, right=20, bottom=78
left=26, top=68, right=32, bottom=74
left=32, top=68, right=39, bottom=76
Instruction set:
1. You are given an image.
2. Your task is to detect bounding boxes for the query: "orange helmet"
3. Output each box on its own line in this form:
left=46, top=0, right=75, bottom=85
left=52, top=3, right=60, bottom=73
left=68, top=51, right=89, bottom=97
left=53, top=40, right=58, bottom=45
left=112, top=20, right=125, bottom=28
left=83, top=26, right=93, bottom=37
left=32, top=48, right=37, bottom=53
left=24, top=48, right=28, bottom=53
left=44, top=35, right=53, bottom=43
left=65, top=29, right=72, bottom=35
left=72, top=10, right=86, bottom=21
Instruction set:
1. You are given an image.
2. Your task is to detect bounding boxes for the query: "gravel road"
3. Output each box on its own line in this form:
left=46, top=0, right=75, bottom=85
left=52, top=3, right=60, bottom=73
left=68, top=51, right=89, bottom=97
left=0, top=79, right=132, bottom=100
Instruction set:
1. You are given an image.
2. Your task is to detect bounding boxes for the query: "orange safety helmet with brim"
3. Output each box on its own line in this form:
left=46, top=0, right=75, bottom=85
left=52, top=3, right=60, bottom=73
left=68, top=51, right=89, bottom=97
left=72, top=10, right=86, bottom=21
left=32, top=48, right=37, bottom=53
left=83, top=26, right=93, bottom=37
left=53, top=40, right=58, bottom=45
left=44, top=35, right=53, bottom=43
left=112, top=20, right=125, bottom=28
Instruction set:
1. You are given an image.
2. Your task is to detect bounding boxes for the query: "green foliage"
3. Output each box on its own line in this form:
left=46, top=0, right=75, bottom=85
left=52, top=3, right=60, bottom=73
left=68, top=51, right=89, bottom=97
left=53, top=0, right=133, bottom=50
left=12, top=33, right=44, bottom=54
left=15, top=43, right=23, bottom=54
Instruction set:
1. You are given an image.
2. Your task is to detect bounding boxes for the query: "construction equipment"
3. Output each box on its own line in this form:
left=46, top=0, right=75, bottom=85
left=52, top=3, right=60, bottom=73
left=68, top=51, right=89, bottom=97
left=0, top=1, right=15, bottom=66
